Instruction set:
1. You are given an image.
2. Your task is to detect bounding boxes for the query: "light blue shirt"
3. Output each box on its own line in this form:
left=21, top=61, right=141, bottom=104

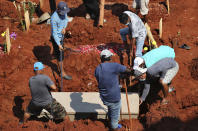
left=142, top=45, right=175, bottom=68
left=51, top=11, right=68, bottom=45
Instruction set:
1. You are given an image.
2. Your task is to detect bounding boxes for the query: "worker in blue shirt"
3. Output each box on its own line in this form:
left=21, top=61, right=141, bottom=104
left=95, top=49, right=132, bottom=130
left=51, top=1, right=72, bottom=80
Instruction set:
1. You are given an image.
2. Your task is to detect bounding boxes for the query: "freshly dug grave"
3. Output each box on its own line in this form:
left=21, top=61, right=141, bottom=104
left=0, top=0, right=198, bottom=130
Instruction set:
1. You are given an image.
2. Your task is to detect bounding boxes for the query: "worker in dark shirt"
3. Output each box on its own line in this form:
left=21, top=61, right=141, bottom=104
left=20, top=62, right=67, bottom=124
left=95, top=49, right=131, bottom=130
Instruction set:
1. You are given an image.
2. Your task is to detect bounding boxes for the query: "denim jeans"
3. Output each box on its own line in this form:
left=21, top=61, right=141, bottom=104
left=103, top=100, right=121, bottom=129
left=120, top=27, right=145, bottom=57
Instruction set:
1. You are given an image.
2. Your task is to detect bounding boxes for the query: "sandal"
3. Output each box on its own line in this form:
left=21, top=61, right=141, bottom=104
left=63, top=75, right=72, bottom=80
left=179, top=44, right=191, bottom=50
left=117, top=124, right=122, bottom=129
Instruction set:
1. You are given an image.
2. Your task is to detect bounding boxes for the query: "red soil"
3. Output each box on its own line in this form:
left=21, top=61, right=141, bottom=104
left=0, top=0, right=198, bottom=130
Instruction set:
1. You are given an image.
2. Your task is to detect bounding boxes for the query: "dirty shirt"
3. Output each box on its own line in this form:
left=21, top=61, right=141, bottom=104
left=29, top=74, right=54, bottom=107
left=51, top=11, right=68, bottom=45
left=124, top=11, right=147, bottom=40
left=95, top=63, right=126, bottom=103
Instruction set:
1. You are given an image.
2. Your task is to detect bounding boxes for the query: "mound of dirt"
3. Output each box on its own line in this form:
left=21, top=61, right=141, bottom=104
left=189, top=58, right=198, bottom=80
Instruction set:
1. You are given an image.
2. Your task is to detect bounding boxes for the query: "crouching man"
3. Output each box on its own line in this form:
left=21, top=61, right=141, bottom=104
left=95, top=49, right=132, bottom=130
left=134, top=57, right=179, bottom=105
left=20, top=62, right=67, bottom=124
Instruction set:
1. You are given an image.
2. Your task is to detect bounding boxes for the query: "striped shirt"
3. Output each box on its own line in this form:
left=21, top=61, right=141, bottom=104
left=51, top=11, right=68, bottom=45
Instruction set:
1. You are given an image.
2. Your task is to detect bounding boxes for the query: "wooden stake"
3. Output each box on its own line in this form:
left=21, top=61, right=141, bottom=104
left=39, top=0, right=44, bottom=9
left=166, top=0, right=170, bottom=14
left=6, top=28, right=11, bottom=54
left=13, top=1, right=17, bottom=9
left=145, top=23, right=158, bottom=48
left=24, top=11, right=30, bottom=31
left=159, top=18, right=162, bottom=39
left=149, top=39, right=152, bottom=50
left=123, top=79, right=133, bottom=130
left=98, top=0, right=105, bottom=27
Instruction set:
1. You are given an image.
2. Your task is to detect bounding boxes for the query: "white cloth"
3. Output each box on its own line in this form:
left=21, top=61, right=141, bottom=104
left=123, top=11, right=147, bottom=40
left=132, top=0, right=149, bottom=15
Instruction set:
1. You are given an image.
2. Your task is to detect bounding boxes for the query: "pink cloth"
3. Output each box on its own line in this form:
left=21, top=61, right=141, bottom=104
left=76, top=44, right=125, bottom=55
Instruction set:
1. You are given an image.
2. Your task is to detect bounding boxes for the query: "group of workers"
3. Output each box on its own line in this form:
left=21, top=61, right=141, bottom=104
left=19, top=1, right=179, bottom=130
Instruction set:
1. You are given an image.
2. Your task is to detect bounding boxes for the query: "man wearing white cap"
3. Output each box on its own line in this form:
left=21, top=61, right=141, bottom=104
left=95, top=49, right=131, bottom=130
left=20, top=62, right=67, bottom=124
left=133, top=46, right=179, bottom=105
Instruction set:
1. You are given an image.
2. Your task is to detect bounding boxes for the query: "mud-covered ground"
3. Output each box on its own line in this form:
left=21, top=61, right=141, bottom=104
left=0, top=0, right=198, bottom=130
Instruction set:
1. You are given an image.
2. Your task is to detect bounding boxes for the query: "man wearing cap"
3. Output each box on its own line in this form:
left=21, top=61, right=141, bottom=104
left=95, top=49, right=132, bottom=130
left=119, top=11, right=147, bottom=58
left=20, top=62, right=67, bottom=124
left=133, top=46, right=179, bottom=105
left=132, top=0, right=149, bottom=22
left=51, top=1, right=72, bottom=80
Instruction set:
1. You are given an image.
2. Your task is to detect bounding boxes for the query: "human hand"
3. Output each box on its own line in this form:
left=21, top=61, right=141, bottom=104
left=61, top=28, right=66, bottom=34
left=59, top=44, right=64, bottom=50
left=139, top=99, right=143, bottom=105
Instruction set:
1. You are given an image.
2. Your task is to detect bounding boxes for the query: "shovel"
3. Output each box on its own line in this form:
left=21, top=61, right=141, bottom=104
left=123, top=79, right=133, bottom=130
left=60, top=35, right=64, bottom=91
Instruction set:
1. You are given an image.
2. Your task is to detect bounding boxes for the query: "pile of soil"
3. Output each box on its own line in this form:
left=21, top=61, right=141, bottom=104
left=0, top=0, right=198, bottom=130
left=189, top=58, right=198, bottom=80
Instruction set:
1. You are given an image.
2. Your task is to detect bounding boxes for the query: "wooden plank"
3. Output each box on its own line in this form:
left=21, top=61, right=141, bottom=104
left=159, top=18, right=162, bottom=38
left=6, top=28, right=11, bottom=54
left=145, top=23, right=158, bottom=48
left=24, top=11, right=30, bottom=31
left=39, top=0, right=44, bottom=9
left=98, top=0, right=105, bottom=27
left=123, top=79, right=133, bottom=130
left=166, top=0, right=170, bottom=14
left=13, top=1, right=17, bottom=9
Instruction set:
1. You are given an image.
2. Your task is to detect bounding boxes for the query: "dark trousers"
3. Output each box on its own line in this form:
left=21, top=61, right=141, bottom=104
left=51, top=36, right=64, bottom=62
left=83, top=0, right=100, bottom=19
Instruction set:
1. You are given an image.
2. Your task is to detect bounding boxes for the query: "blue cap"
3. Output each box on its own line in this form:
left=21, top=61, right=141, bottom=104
left=57, top=1, right=70, bottom=15
left=34, top=62, right=44, bottom=71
